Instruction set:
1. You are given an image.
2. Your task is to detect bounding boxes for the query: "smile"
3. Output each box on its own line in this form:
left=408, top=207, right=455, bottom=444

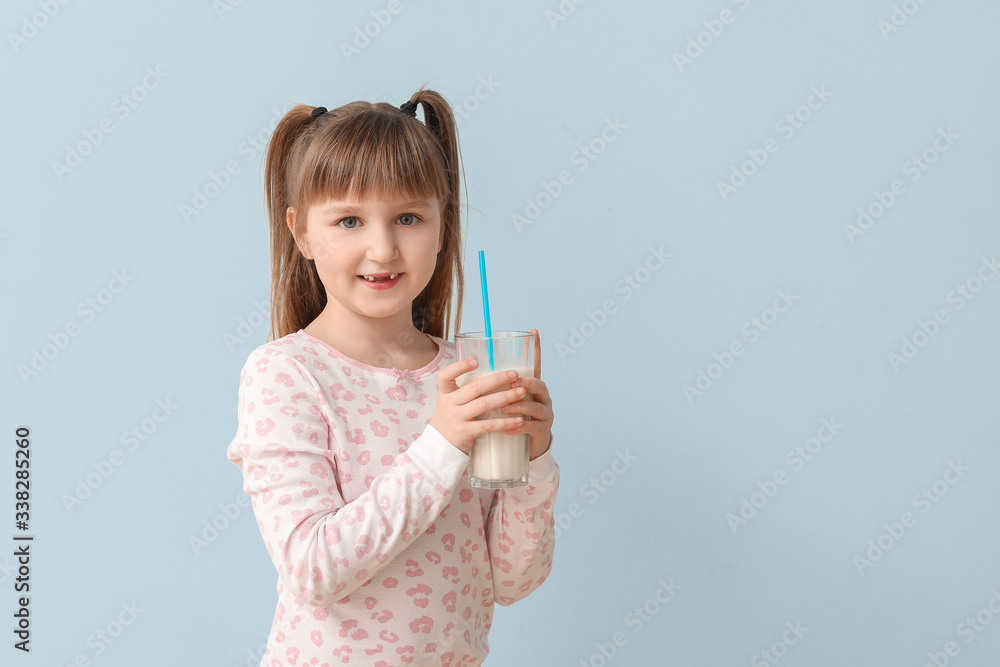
left=357, top=273, right=403, bottom=289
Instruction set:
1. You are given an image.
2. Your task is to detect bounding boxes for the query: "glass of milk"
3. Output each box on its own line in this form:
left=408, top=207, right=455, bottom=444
left=454, top=331, right=535, bottom=488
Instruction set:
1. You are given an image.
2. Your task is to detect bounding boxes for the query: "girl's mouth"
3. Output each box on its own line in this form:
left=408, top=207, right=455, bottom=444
left=357, top=273, right=402, bottom=289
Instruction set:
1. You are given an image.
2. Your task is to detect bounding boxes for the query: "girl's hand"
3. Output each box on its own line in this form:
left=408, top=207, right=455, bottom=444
left=501, top=329, right=554, bottom=460
left=430, top=358, right=527, bottom=455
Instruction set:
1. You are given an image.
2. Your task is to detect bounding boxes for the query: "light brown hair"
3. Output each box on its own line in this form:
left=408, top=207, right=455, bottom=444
left=262, top=83, right=465, bottom=343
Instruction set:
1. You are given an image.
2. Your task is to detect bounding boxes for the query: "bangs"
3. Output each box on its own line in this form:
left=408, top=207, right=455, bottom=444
left=297, top=108, right=449, bottom=208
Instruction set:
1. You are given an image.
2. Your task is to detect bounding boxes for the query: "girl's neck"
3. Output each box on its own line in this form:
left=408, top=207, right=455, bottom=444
left=303, top=316, right=438, bottom=371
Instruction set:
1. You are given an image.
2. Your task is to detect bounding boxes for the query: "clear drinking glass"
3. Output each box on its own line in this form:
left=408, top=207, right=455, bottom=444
left=454, top=331, right=534, bottom=488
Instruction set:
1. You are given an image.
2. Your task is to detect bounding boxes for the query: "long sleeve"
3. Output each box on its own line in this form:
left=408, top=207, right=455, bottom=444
left=484, top=438, right=560, bottom=605
left=227, top=349, right=470, bottom=608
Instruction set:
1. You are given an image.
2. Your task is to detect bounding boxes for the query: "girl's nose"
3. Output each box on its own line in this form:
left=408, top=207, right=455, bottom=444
left=366, top=226, right=399, bottom=263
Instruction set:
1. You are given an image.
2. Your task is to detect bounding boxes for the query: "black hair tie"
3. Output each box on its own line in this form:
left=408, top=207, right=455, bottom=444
left=399, top=100, right=418, bottom=117
left=312, top=101, right=415, bottom=122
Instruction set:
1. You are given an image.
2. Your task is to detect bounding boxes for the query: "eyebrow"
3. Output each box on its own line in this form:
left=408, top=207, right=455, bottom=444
left=322, top=200, right=432, bottom=215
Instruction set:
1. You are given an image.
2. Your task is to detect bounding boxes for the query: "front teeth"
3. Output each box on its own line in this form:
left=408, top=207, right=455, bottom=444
left=363, top=273, right=398, bottom=282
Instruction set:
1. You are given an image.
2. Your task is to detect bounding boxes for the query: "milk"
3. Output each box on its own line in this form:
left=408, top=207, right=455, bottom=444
left=456, top=366, right=533, bottom=486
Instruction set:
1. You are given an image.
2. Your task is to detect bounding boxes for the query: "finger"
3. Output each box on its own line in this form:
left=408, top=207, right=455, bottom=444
left=457, top=369, right=520, bottom=406
left=502, top=399, right=540, bottom=417
left=511, top=377, right=550, bottom=405
left=450, top=371, right=517, bottom=419
left=468, top=385, right=526, bottom=419
left=502, top=418, right=541, bottom=435
left=438, top=357, right=480, bottom=393
left=479, top=415, right=524, bottom=436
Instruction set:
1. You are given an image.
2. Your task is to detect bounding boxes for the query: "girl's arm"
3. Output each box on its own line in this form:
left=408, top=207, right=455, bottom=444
left=227, top=349, right=469, bottom=608
left=484, top=443, right=560, bottom=605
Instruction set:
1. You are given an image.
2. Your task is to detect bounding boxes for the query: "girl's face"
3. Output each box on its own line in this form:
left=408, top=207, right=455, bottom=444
left=290, top=192, right=444, bottom=327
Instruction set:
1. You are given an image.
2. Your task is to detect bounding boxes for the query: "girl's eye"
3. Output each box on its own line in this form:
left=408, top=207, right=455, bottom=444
left=335, top=214, right=420, bottom=230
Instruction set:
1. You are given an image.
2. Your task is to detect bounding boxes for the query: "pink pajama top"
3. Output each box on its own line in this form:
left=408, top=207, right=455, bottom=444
left=226, top=330, right=559, bottom=666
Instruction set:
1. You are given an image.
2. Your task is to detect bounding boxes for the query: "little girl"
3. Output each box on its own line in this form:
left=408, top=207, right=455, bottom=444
left=226, top=85, right=559, bottom=667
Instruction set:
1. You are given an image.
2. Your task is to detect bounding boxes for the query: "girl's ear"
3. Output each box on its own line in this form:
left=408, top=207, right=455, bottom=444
left=287, top=207, right=313, bottom=259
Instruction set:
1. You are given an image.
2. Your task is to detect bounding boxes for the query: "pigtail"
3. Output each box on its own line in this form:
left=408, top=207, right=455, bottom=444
left=405, top=85, right=466, bottom=342
left=264, top=105, right=327, bottom=343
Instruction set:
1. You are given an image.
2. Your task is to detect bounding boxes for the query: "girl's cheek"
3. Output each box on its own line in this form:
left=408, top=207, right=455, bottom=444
left=314, top=238, right=341, bottom=258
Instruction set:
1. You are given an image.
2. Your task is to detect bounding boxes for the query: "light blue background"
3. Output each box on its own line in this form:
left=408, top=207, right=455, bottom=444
left=3, top=1, right=999, bottom=665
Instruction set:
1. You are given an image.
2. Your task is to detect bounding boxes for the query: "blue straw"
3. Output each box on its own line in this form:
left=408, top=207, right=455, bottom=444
left=477, top=250, right=495, bottom=370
